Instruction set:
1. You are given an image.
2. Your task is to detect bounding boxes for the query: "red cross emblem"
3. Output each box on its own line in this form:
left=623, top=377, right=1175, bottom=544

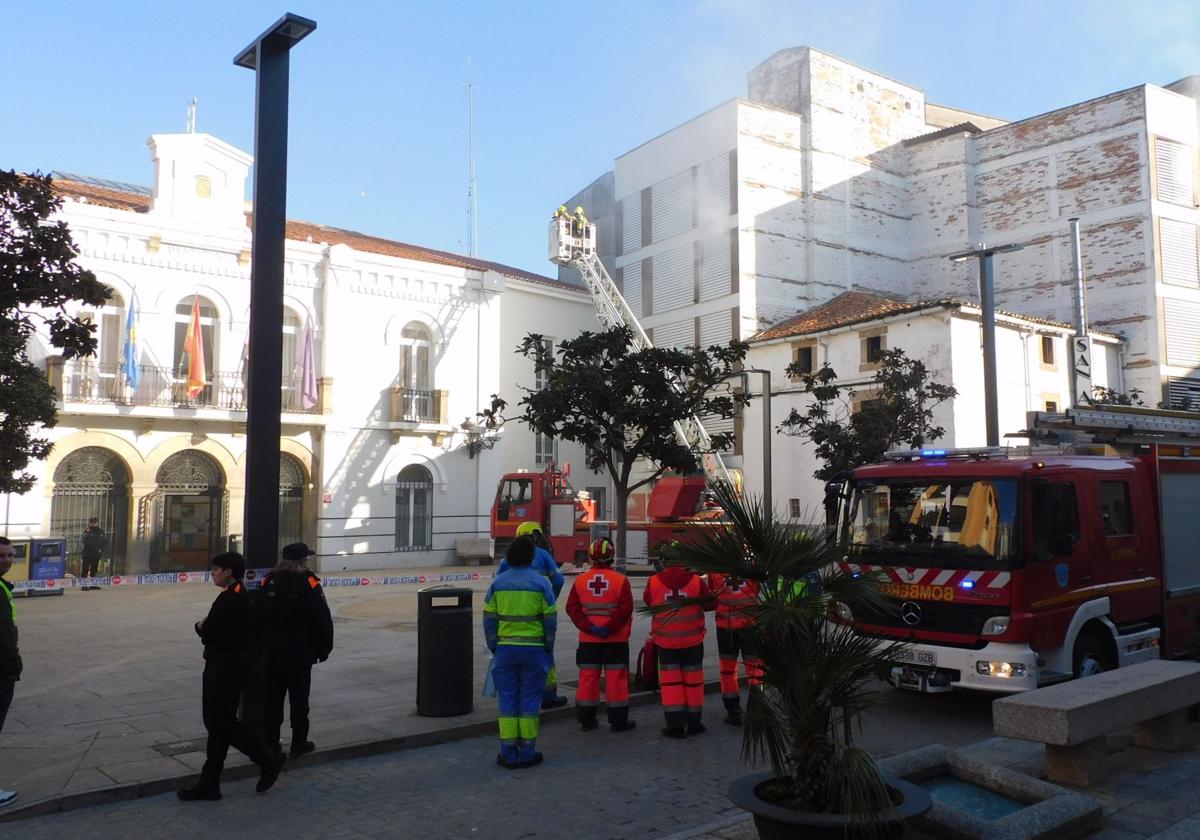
left=587, top=574, right=609, bottom=596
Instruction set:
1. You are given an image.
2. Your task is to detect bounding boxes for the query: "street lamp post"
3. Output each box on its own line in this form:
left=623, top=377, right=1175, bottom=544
left=948, top=243, right=1024, bottom=447
left=743, top=369, right=772, bottom=524
left=234, top=13, right=316, bottom=567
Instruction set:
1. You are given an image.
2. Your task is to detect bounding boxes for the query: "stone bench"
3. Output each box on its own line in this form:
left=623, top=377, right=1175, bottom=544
left=993, top=659, right=1200, bottom=787
left=455, top=538, right=493, bottom=566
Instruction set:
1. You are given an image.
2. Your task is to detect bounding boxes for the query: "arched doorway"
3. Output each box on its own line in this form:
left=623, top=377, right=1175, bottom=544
left=50, top=447, right=130, bottom=575
left=278, top=453, right=307, bottom=548
left=146, top=450, right=226, bottom=571
left=395, top=464, right=433, bottom=551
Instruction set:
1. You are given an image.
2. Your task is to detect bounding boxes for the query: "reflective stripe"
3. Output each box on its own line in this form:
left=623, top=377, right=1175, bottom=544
left=496, top=614, right=544, bottom=622
left=497, top=637, right=546, bottom=645
left=1, top=581, right=14, bottom=621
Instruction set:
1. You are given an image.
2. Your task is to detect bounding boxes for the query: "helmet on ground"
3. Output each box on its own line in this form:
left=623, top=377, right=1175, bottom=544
left=515, top=521, right=542, bottom=537
left=588, top=538, right=614, bottom=563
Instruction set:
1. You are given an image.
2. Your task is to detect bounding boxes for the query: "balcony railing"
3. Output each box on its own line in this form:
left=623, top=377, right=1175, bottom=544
left=389, top=386, right=445, bottom=423
left=53, top=360, right=321, bottom=414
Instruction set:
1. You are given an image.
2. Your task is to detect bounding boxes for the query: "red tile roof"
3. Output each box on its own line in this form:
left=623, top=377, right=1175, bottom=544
left=51, top=175, right=578, bottom=291
left=751, top=290, right=1116, bottom=342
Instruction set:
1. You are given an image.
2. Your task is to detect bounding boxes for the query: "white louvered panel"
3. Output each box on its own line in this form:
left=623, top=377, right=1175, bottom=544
left=653, top=319, right=693, bottom=351
left=1164, top=298, right=1200, bottom=367
left=621, top=196, right=642, bottom=254
left=696, top=154, right=730, bottom=224
left=652, top=246, right=693, bottom=313
left=1161, top=219, right=1199, bottom=288
left=700, top=412, right=735, bottom=440
left=651, top=171, right=693, bottom=242
left=622, top=260, right=642, bottom=319
left=1156, top=139, right=1196, bottom=207
left=700, top=234, right=731, bottom=301
left=699, top=311, right=732, bottom=348
left=1167, top=377, right=1200, bottom=411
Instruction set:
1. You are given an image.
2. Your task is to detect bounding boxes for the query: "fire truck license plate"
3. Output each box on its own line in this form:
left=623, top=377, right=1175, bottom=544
left=893, top=649, right=936, bottom=667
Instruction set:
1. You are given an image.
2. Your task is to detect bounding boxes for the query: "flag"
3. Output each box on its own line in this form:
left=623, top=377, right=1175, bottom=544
left=183, top=297, right=207, bottom=398
left=121, top=296, right=140, bottom=388
left=299, top=318, right=318, bottom=410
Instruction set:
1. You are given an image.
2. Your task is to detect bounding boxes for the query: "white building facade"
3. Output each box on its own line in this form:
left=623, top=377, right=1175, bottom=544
left=4, top=132, right=604, bottom=574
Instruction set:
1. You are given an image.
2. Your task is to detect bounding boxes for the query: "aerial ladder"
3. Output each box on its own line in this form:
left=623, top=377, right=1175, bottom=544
left=1023, top=404, right=1200, bottom=448
left=548, top=214, right=736, bottom=489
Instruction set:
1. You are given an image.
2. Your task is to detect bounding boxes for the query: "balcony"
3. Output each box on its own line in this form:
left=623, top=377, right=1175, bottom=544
left=50, top=359, right=323, bottom=415
left=387, top=386, right=449, bottom=443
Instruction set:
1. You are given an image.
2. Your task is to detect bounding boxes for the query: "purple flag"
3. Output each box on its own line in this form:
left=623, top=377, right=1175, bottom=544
left=300, top=319, right=318, bottom=410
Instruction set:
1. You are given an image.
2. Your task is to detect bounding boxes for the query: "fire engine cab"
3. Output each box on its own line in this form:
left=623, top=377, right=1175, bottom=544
left=836, top=406, right=1200, bottom=693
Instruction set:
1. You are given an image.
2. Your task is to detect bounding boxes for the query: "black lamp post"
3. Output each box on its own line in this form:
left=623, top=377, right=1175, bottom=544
left=948, top=242, right=1024, bottom=447
left=234, top=13, right=316, bottom=567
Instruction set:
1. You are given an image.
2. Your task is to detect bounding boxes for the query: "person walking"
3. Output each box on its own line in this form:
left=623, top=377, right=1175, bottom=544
left=644, top=552, right=711, bottom=739
left=0, top=538, right=22, bottom=807
left=483, top=536, right=557, bottom=769
left=255, top=542, right=334, bottom=761
left=565, top=538, right=636, bottom=733
left=707, top=572, right=762, bottom=725
left=502, top=522, right=567, bottom=709
left=80, top=517, right=106, bottom=589
left=178, top=552, right=283, bottom=801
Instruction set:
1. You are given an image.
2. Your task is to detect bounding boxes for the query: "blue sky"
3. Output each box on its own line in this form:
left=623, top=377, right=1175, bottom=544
left=3, top=1, right=1197, bottom=277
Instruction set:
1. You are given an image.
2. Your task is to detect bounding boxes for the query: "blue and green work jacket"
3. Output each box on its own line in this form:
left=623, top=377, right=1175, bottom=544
left=483, top=566, right=557, bottom=651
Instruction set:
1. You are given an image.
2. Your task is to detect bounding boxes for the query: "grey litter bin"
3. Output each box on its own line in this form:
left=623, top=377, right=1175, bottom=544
left=416, top=586, right=474, bottom=716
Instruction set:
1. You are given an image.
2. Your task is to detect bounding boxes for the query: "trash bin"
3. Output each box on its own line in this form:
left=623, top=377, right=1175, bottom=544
left=416, top=586, right=474, bottom=716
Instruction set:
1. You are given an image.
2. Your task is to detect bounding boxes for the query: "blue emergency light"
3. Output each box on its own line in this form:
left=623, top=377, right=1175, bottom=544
left=960, top=579, right=975, bottom=589
left=920, top=449, right=947, bottom=457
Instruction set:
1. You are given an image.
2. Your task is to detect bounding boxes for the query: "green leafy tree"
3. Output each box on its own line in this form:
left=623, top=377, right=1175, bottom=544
left=779, top=347, right=957, bottom=482
left=515, top=326, right=747, bottom=565
left=1087, top=386, right=1146, bottom=407
left=1, top=171, right=109, bottom=493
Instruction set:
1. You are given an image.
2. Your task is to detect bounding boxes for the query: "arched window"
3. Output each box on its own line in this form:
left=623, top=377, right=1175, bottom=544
left=395, top=464, right=433, bottom=551
left=50, top=447, right=131, bottom=575
left=74, top=292, right=125, bottom=399
left=174, top=296, right=220, bottom=383
left=281, top=307, right=303, bottom=406
left=278, top=452, right=307, bottom=548
left=399, top=322, right=432, bottom=392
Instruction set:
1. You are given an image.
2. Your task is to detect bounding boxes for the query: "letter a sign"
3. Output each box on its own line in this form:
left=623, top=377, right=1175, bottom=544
left=1073, top=336, right=1092, bottom=407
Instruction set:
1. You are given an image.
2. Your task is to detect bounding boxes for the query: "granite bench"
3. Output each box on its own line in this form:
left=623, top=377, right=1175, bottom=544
left=992, top=659, right=1200, bottom=787
left=455, top=537, right=494, bottom=566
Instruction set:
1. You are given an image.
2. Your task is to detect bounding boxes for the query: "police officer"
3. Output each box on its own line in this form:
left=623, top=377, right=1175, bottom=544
left=501, top=522, right=566, bottom=708
left=644, top=548, right=712, bottom=738
left=179, top=552, right=282, bottom=801
left=565, top=538, right=636, bottom=732
left=256, top=542, right=334, bottom=761
left=483, top=536, right=557, bottom=768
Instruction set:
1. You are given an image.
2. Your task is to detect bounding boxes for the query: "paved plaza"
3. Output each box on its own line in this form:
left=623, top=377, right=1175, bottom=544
left=5, top=567, right=1200, bottom=838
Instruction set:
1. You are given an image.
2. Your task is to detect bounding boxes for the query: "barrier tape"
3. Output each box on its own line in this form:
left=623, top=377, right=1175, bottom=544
left=11, top=569, right=495, bottom=593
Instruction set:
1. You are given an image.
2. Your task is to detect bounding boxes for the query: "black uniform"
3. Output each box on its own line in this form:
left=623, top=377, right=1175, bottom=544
left=81, top=525, right=106, bottom=579
left=195, top=579, right=273, bottom=790
left=255, top=570, right=334, bottom=755
left=0, top=576, right=21, bottom=732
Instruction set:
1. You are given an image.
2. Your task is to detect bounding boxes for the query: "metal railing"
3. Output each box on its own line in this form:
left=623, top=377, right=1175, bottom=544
left=391, top=387, right=440, bottom=423
left=55, top=360, right=321, bottom=414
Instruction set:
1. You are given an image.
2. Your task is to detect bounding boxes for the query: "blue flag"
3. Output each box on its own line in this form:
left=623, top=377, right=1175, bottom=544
left=122, top=297, right=140, bottom=388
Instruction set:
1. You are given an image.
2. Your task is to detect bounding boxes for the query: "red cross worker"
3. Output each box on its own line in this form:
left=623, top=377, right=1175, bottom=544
left=564, top=539, right=636, bottom=732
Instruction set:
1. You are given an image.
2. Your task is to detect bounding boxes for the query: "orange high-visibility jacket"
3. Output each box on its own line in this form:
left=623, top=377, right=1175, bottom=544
left=566, top=566, right=633, bottom=643
left=644, top=570, right=708, bottom=649
left=708, top=573, right=759, bottom=630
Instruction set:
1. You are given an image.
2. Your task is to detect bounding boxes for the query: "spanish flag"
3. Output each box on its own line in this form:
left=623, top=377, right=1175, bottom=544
left=183, top=297, right=207, bottom=398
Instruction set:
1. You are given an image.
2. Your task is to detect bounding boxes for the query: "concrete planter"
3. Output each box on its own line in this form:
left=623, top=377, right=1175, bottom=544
left=727, top=771, right=932, bottom=840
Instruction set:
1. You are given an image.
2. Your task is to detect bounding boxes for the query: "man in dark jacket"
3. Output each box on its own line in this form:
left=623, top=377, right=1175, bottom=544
left=80, top=517, right=106, bottom=589
left=0, top=538, right=22, bottom=807
left=178, top=552, right=283, bottom=801
left=255, top=542, right=334, bottom=760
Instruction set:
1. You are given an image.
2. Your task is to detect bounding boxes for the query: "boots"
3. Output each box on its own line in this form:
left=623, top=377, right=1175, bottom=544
left=723, top=698, right=743, bottom=726
left=577, top=705, right=600, bottom=732
left=686, top=712, right=706, bottom=736
left=608, top=706, right=636, bottom=732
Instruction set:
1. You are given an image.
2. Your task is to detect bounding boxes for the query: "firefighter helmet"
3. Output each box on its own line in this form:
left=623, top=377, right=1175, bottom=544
left=575, top=206, right=585, bottom=214
left=515, top=521, right=542, bottom=537
left=588, top=538, right=614, bottom=564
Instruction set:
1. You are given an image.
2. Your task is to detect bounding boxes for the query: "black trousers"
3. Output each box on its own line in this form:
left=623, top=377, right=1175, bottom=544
left=200, top=661, right=270, bottom=788
left=264, top=664, right=313, bottom=751
left=80, top=555, right=100, bottom=578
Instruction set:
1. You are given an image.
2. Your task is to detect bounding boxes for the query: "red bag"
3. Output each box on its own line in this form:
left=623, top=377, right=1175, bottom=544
left=635, top=637, right=659, bottom=690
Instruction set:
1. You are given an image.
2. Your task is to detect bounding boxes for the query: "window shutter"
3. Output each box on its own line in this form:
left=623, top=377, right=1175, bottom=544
left=1167, top=377, right=1200, bottom=411
left=1161, top=219, right=1199, bottom=288
left=1164, top=298, right=1200, bottom=367
left=651, top=246, right=692, bottom=313
left=650, top=171, right=693, bottom=242
left=622, top=260, right=642, bottom=318
left=1156, top=139, right=1195, bottom=207
left=621, top=195, right=642, bottom=255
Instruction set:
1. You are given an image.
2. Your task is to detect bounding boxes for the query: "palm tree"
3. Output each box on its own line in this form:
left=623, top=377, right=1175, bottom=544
left=665, top=480, right=906, bottom=830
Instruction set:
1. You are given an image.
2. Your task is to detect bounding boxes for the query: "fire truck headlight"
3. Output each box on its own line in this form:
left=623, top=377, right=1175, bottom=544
left=981, top=617, right=1010, bottom=636
left=975, top=661, right=1027, bottom=678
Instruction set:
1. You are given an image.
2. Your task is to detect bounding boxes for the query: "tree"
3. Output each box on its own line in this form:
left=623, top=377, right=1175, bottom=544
left=778, top=347, right=957, bottom=482
left=1087, top=386, right=1146, bottom=407
left=515, top=326, right=747, bottom=565
left=1, top=171, right=109, bottom=493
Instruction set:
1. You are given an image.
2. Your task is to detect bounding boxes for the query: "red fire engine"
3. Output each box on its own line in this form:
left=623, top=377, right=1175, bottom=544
left=835, top=406, right=1200, bottom=693
left=489, top=463, right=723, bottom=569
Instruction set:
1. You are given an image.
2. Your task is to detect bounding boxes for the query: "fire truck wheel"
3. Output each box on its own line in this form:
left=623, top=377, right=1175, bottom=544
left=1072, top=633, right=1113, bottom=678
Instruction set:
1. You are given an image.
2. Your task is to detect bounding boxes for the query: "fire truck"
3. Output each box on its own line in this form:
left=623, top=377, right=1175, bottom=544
left=835, top=405, right=1200, bottom=693
left=489, top=463, right=722, bottom=570
left=487, top=214, right=733, bottom=568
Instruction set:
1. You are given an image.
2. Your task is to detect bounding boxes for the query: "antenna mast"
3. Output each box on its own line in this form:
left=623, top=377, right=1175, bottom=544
left=467, top=55, right=478, bottom=257
left=186, top=97, right=197, bottom=133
